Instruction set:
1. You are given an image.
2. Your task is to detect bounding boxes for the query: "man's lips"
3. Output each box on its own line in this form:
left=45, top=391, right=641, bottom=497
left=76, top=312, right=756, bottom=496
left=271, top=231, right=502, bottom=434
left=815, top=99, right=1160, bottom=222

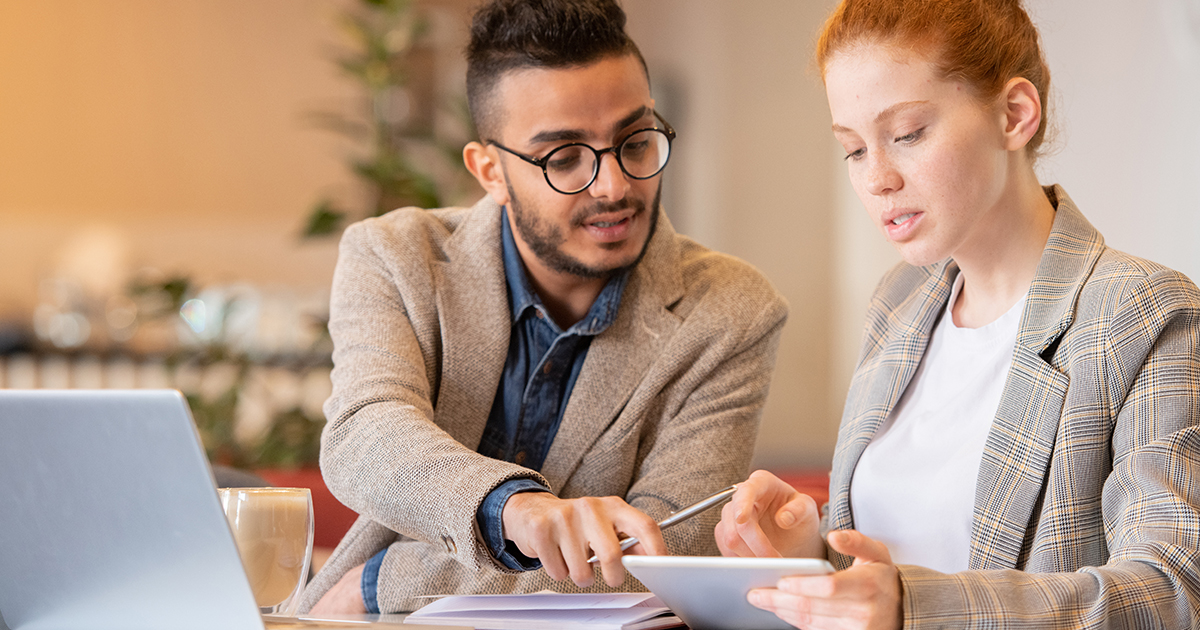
left=580, top=208, right=640, bottom=243
left=578, top=207, right=638, bottom=228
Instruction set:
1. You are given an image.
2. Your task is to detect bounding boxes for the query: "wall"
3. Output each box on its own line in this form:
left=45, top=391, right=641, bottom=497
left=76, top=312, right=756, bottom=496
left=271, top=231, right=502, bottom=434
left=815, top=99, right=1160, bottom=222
left=0, top=1, right=347, bottom=318
left=624, top=0, right=842, bottom=470
left=1031, top=0, right=1200, bottom=278
left=3, top=1, right=1197, bottom=471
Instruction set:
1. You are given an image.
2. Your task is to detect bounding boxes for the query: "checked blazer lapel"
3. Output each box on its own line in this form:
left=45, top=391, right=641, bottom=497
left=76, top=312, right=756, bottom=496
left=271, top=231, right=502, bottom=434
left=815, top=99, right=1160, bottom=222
left=538, top=210, right=684, bottom=493
left=431, top=197, right=512, bottom=450
left=968, top=186, right=1104, bottom=569
left=826, top=260, right=958, bottom=540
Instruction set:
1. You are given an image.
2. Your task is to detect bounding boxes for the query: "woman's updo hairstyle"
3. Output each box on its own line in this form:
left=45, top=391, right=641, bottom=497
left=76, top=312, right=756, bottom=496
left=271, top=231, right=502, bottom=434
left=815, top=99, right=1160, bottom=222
left=816, top=0, right=1052, bottom=158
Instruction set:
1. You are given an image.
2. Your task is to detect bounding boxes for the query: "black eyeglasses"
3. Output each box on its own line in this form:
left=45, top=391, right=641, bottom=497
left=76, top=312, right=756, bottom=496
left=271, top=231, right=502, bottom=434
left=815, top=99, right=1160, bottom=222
left=488, top=111, right=676, bottom=195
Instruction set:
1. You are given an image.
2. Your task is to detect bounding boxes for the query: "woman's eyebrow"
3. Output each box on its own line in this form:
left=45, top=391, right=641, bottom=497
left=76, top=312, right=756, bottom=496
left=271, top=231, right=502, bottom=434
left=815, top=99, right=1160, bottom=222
left=831, top=100, right=930, bottom=133
left=873, top=100, right=930, bottom=124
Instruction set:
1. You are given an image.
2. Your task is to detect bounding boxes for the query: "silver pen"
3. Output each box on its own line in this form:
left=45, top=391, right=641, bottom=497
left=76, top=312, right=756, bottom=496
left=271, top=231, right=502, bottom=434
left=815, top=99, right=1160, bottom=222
left=586, top=484, right=738, bottom=564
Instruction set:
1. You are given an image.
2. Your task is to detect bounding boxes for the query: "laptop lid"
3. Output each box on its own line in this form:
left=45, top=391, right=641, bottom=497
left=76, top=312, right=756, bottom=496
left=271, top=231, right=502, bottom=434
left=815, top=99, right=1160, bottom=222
left=0, top=389, right=263, bottom=630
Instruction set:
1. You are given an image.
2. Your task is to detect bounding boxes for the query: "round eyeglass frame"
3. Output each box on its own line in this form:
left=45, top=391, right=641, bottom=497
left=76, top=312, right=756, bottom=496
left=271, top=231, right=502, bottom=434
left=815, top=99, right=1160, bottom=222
left=487, top=111, right=676, bottom=195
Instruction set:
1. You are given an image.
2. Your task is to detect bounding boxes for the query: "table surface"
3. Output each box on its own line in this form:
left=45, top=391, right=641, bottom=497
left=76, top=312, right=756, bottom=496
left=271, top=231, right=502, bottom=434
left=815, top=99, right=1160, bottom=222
left=271, top=612, right=471, bottom=629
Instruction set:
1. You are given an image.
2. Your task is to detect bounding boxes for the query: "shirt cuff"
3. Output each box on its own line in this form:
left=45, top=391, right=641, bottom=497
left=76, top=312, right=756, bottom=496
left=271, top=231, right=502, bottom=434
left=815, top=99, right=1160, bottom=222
left=360, top=547, right=387, bottom=614
left=476, top=478, right=551, bottom=571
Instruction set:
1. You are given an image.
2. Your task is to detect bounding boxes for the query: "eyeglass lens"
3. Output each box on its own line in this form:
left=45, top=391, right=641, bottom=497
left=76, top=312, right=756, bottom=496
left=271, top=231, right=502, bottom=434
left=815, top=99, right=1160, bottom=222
left=544, top=129, right=671, bottom=193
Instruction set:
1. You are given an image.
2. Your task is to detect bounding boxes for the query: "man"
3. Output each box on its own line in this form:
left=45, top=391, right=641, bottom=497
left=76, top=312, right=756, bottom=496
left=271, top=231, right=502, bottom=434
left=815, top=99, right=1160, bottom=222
left=302, top=0, right=787, bottom=614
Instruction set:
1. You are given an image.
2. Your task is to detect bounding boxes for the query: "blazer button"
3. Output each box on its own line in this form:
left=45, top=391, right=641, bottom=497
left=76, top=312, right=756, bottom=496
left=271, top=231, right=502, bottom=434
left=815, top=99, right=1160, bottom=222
left=441, top=534, right=456, bottom=554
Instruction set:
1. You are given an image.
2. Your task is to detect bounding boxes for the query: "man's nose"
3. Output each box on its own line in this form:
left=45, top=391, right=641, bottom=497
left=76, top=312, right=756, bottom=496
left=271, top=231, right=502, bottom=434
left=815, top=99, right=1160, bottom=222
left=588, top=151, right=630, bottom=201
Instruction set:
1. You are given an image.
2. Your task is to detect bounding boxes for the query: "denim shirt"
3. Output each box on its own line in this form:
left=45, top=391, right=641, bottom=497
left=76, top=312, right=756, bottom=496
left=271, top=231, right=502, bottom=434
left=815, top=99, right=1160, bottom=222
left=362, top=208, right=628, bottom=612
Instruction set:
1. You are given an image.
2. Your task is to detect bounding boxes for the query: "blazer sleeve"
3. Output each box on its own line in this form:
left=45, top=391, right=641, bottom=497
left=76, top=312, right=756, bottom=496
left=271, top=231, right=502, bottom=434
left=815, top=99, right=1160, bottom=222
left=319, top=220, right=547, bottom=572
left=625, top=282, right=788, bottom=558
left=898, top=268, right=1200, bottom=629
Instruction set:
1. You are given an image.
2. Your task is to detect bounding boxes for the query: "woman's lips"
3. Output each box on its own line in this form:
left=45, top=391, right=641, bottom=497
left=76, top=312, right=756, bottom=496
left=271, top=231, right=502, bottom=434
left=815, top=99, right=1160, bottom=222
left=884, top=211, right=923, bottom=241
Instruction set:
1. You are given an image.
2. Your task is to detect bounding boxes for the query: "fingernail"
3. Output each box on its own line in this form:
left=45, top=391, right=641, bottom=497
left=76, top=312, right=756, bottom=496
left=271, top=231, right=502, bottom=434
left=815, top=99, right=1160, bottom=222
left=778, top=511, right=796, bottom=527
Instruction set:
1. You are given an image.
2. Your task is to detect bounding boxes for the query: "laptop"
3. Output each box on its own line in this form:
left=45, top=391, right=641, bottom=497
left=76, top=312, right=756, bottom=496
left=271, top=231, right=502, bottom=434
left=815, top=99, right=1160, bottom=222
left=0, top=390, right=459, bottom=630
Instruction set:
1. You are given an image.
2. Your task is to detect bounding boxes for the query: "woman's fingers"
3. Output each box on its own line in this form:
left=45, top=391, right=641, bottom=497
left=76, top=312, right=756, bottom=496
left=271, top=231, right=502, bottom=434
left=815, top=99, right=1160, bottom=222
left=750, top=531, right=901, bottom=630
left=827, top=529, right=892, bottom=565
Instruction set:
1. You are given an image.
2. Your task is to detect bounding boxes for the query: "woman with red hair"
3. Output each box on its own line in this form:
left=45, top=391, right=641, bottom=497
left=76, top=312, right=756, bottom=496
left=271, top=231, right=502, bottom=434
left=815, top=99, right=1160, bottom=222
left=716, top=0, right=1200, bottom=627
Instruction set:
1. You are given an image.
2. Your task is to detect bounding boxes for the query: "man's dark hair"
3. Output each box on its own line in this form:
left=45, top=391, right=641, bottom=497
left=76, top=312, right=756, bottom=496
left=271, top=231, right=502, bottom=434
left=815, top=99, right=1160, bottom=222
left=466, top=0, right=648, bottom=140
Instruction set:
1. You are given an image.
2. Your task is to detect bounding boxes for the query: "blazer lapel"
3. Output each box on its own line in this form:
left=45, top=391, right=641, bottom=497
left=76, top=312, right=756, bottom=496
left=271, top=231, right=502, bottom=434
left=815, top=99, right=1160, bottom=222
left=538, top=210, right=684, bottom=493
left=826, top=261, right=957, bottom=535
left=432, top=197, right=512, bottom=450
left=968, top=185, right=1105, bottom=569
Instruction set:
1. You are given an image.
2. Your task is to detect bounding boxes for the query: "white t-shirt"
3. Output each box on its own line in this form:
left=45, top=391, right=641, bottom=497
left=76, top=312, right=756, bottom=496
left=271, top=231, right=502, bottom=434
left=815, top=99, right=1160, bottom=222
left=849, top=273, right=1025, bottom=573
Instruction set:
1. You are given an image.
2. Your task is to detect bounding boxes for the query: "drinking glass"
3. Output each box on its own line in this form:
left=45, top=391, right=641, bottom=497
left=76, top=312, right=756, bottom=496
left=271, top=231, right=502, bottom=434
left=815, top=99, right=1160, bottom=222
left=218, top=487, right=314, bottom=616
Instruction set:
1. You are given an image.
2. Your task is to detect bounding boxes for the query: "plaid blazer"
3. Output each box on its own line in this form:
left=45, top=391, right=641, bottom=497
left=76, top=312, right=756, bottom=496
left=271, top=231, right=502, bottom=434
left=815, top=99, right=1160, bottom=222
left=825, top=186, right=1200, bottom=628
left=298, top=196, right=787, bottom=612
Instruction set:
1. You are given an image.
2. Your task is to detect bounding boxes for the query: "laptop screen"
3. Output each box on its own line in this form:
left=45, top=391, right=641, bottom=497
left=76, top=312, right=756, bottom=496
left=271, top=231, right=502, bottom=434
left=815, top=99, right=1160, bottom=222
left=0, top=390, right=263, bottom=630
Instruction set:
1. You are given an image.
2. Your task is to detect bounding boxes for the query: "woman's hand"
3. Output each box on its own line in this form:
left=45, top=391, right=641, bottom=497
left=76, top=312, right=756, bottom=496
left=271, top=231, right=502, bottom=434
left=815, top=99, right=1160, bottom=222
left=748, top=530, right=901, bottom=630
left=715, top=470, right=824, bottom=559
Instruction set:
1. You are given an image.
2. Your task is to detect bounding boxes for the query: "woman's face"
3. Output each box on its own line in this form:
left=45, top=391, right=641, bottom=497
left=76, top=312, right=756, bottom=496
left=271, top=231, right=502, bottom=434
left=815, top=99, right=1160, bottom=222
left=825, top=44, right=1011, bottom=267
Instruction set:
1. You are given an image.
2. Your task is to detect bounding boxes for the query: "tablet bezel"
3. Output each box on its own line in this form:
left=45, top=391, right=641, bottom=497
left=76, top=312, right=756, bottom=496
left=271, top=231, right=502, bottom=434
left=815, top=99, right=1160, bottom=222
left=622, top=556, right=835, bottom=630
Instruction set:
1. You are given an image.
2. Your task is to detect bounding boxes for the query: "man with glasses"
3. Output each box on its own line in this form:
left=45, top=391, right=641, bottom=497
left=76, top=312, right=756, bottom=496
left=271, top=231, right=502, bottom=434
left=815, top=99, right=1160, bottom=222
left=302, top=0, right=787, bottom=615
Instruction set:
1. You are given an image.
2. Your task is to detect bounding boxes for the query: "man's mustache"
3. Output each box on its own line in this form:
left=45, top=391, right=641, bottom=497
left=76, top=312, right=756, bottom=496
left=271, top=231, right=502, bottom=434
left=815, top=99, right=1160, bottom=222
left=569, top=197, right=643, bottom=228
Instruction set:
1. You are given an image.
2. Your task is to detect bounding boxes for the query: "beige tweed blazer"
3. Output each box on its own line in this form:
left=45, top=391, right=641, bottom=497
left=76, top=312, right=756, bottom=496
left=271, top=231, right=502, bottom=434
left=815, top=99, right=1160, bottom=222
left=825, top=186, right=1200, bottom=628
left=299, top=196, right=787, bottom=612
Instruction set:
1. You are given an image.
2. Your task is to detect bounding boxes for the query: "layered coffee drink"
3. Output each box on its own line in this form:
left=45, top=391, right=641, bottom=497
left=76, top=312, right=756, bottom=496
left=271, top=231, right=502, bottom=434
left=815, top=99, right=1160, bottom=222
left=219, top=487, right=313, bottom=615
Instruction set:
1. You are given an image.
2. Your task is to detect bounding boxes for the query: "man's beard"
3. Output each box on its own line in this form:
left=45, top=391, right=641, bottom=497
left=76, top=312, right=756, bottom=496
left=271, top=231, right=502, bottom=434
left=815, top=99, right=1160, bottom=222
left=506, top=181, right=661, bottom=279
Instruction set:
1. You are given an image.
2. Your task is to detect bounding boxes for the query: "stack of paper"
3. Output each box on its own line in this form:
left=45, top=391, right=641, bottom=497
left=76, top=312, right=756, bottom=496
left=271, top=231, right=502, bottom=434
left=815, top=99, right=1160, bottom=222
left=403, top=592, right=684, bottom=630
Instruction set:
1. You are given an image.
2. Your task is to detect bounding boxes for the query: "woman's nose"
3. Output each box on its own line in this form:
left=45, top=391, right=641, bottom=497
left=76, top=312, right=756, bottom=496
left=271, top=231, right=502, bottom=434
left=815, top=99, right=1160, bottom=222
left=864, top=152, right=903, bottom=197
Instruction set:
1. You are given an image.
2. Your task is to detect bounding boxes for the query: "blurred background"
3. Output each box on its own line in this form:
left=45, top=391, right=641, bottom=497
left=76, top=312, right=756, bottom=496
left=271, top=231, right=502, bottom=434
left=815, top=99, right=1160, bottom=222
left=1, top=0, right=1197, bottom=480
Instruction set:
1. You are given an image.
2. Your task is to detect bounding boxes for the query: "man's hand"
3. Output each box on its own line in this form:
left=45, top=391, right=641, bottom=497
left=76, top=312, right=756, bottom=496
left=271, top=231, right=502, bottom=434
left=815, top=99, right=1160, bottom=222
left=747, top=530, right=901, bottom=630
left=715, top=470, right=823, bottom=559
left=309, top=562, right=367, bottom=616
left=502, top=492, right=665, bottom=588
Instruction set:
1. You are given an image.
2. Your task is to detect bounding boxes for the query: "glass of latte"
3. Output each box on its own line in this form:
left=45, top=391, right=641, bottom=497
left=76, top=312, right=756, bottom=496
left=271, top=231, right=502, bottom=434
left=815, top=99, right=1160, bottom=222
left=218, top=487, right=314, bottom=616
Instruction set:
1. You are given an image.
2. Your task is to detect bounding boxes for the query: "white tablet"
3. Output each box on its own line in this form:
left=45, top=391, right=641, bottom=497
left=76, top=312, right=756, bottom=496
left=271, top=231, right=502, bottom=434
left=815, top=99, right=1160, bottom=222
left=622, top=556, right=835, bottom=630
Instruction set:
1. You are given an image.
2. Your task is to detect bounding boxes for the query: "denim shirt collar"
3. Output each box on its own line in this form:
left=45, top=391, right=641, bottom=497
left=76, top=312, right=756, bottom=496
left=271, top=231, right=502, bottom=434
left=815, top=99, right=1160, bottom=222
left=500, top=207, right=628, bottom=336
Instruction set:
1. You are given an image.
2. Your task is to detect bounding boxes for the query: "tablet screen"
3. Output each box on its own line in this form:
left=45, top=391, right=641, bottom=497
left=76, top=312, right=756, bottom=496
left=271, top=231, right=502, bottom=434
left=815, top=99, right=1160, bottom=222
left=623, top=556, right=835, bottom=630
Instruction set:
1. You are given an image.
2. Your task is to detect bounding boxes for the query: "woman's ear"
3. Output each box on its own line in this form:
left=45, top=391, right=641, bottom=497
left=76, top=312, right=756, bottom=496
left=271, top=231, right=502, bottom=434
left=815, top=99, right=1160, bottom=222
left=1000, top=77, right=1042, bottom=152
left=463, top=141, right=511, bottom=206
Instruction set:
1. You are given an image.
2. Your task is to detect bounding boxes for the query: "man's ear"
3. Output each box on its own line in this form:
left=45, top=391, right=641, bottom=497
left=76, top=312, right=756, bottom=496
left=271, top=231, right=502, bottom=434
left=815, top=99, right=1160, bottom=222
left=464, top=141, right=511, bottom=206
left=1000, top=77, right=1042, bottom=152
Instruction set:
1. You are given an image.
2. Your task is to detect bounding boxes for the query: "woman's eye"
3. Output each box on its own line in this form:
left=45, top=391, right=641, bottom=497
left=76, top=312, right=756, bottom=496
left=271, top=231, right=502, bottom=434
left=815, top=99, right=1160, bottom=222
left=895, top=128, right=925, bottom=144
left=844, top=147, right=866, bottom=162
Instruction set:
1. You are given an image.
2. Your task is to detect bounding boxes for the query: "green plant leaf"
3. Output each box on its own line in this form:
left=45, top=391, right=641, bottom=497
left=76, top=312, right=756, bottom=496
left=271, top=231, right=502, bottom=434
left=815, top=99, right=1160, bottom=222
left=304, top=201, right=346, bottom=237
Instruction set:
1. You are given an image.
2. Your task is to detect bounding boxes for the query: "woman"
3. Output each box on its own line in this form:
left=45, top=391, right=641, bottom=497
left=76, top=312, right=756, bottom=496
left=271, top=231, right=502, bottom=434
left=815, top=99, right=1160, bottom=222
left=716, top=0, right=1200, bottom=628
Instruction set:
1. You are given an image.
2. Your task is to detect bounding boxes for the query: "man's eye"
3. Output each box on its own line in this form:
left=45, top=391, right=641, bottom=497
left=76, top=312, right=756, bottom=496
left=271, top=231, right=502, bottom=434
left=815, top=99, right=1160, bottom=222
left=547, top=154, right=582, bottom=171
left=624, top=140, right=650, bottom=154
left=895, top=128, right=924, bottom=144
left=844, top=148, right=866, bottom=161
